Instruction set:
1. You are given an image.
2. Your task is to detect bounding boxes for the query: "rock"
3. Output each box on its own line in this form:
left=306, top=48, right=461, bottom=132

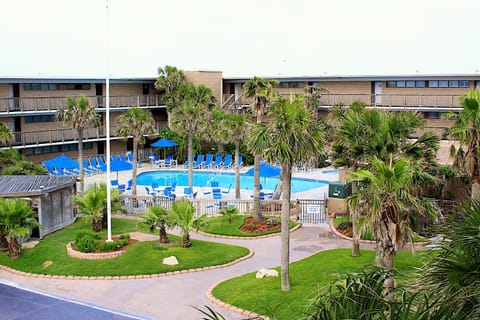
left=163, top=256, right=179, bottom=265
left=256, top=268, right=278, bottom=279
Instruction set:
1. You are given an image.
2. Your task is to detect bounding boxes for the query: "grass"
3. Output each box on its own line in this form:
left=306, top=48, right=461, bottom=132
left=199, top=215, right=297, bottom=237
left=0, top=217, right=249, bottom=276
left=212, top=248, right=427, bottom=320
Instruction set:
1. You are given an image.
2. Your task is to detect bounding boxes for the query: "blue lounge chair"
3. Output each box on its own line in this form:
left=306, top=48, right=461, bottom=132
left=221, top=154, right=233, bottom=169
left=211, top=154, right=223, bottom=168
left=83, top=159, right=98, bottom=174
left=236, top=155, right=243, bottom=168
left=126, top=152, right=143, bottom=167
left=112, top=154, right=120, bottom=161
left=44, top=165, right=61, bottom=176
left=162, top=187, right=175, bottom=200
left=222, top=184, right=232, bottom=194
left=119, top=154, right=128, bottom=163
left=164, top=154, right=176, bottom=167
left=183, top=155, right=195, bottom=167
left=192, top=155, right=205, bottom=168
left=145, top=186, right=156, bottom=197
left=201, top=154, right=213, bottom=168
left=183, top=187, right=193, bottom=199
left=96, top=156, right=107, bottom=171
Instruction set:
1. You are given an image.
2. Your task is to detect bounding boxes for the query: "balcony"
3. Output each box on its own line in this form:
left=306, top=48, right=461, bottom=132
left=0, top=121, right=167, bottom=148
left=223, top=93, right=465, bottom=112
left=0, top=95, right=165, bottom=115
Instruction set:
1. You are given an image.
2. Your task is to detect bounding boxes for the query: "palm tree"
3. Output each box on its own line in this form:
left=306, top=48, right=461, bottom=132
left=141, top=206, right=170, bottom=243
left=246, top=95, right=323, bottom=292
left=221, top=113, right=247, bottom=199
left=167, top=199, right=206, bottom=248
left=72, top=183, right=123, bottom=232
left=447, top=88, right=480, bottom=199
left=154, top=65, right=187, bottom=128
left=57, top=96, right=100, bottom=192
left=116, top=107, right=155, bottom=195
left=0, top=198, right=39, bottom=259
left=0, top=122, right=14, bottom=145
left=419, top=200, right=480, bottom=319
left=170, top=84, right=215, bottom=190
left=244, top=77, right=277, bottom=221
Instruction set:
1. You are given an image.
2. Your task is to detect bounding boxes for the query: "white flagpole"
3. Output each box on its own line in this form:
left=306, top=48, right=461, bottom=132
left=105, top=0, right=112, bottom=241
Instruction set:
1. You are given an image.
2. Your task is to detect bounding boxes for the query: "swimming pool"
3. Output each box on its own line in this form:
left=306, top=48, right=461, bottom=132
left=137, top=170, right=329, bottom=193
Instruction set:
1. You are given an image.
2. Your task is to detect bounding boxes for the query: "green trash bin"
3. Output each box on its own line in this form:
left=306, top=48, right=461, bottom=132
left=328, top=181, right=352, bottom=199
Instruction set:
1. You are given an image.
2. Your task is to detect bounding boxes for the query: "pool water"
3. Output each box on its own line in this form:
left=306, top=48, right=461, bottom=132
left=321, top=169, right=339, bottom=175
left=137, top=170, right=329, bottom=193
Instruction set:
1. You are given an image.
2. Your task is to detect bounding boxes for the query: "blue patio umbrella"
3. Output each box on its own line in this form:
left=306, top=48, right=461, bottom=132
left=245, top=162, right=281, bottom=177
left=151, top=138, right=178, bottom=148
left=43, top=154, right=79, bottom=171
left=110, top=159, right=133, bottom=181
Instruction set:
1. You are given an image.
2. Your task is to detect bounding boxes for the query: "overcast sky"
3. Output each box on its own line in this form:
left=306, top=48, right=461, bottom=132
left=1, top=0, right=478, bottom=78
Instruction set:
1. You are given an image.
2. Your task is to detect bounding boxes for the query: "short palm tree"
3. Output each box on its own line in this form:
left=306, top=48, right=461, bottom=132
left=446, top=88, right=480, bottom=199
left=167, top=199, right=206, bottom=248
left=141, top=206, right=170, bottom=243
left=246, top=95, right=323, bottom=292
left=0, top=198, right=39, bottom=259
left=57, top=96, right=100, bottom=192
left=219, top=206, right=238, bottom=224
left=72, top=183, right=123, bottom=232
left=244, top=76, right=277, bottom=221
left=418, top=200, right=480, bottom=319
left=116, top=107, right=156, bottom=195
left=0, top=122, right=14, bottom=145
left=171, top=84, right=215, bottom=190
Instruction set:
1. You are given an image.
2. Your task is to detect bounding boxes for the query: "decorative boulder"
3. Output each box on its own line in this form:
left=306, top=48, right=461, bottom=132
left=256, top=268, right=279, bottom=279
left=163, top=256, right=179, bottom=266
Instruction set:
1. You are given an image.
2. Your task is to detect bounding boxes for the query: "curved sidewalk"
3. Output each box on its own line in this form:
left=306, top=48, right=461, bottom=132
left=0, top=225, right=353, bottom=320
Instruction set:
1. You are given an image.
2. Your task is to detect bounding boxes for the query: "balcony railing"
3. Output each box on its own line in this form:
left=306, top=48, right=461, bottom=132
left=222, top=93, right=465, bottom=111
left=1, top=121, right=167, bottom=148
left=0, top=95, right=165, bottom=114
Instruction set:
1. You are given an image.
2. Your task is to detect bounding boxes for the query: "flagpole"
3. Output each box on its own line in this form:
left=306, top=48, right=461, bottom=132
left=105, top=0, right=112, bottom=241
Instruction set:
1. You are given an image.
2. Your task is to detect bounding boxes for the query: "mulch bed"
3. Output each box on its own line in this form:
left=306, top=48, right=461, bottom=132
left=239, top=217, right=281, bottom=234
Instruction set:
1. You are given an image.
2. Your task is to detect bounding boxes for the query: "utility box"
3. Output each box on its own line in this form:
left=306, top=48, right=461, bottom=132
left=327, top=197, right=347, bottom=214
left=328, top=181, right=352, bottom=199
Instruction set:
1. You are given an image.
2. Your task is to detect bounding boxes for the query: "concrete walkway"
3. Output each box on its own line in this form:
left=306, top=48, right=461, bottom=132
left=0, top=225, right=355, bottom=320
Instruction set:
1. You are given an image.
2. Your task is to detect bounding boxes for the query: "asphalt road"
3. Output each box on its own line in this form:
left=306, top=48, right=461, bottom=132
left=0, top=282, right=146, bottom=320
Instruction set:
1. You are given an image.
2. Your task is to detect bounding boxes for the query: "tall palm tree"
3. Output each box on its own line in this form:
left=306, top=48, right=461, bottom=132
left=0, top=122, right=14, bottom=145
left=246, top=95, right=323, bottom=292
left=141, top=206, right=170, bottom=243
left=57, top=96, right=100, bottom=192
left=221, top=112, right=247, bottom=199
left=447, top=88, right=480, bottom=199
left=167, top=199, right=206, bottom=248
left=116, top=107, right=155, bottom=195
left=154, top=65, right=187, bottom=127
left=244, top=76, right=277, bottom=221
left=0, top=198, right=39, bottom=259
left=171, top=84, right=215, bottom=190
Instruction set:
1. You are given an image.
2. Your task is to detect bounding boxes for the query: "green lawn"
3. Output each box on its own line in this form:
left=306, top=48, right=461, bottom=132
left=0, top=217, right=249, bottom=276
left=199, top=215, right=297, bottom=237
left=212, top=249, right=427, bottom=320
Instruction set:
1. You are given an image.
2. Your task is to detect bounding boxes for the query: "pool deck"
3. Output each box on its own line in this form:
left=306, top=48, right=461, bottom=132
left=85, top=163, right=339, bottom=200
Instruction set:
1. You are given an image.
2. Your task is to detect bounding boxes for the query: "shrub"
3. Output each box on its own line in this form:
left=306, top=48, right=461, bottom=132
left=119, top=234, right=130, bottom=241
left=76, top=235, right=97, bottom=253
left=337, top=221, right=352, bottom=231
left=75, top=230, right=101, bottom=243
left=99, top=241, right=119, bottom=252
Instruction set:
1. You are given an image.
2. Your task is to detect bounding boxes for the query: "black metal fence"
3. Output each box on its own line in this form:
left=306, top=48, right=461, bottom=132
left=296, top=199, right=328, bottom=224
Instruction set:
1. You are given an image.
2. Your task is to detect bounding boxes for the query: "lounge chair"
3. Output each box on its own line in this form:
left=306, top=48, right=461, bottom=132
left=201, top=154, right=213, bottom=168
left=44, top=165, right=61, bottom=176
left=183, top=155, right=195, bottom=168
left=192, top=154, right=205, bottom=169
left=83, top=159, right=98, bottom=174
left=145, top=186, right=156, bottom=197
left=126, top=152, right=143, bottom=167
left=112, top=154, right=121, bottom=162
left=222, top=184, right=232, bottom=194
left=164, top=154, right=176, bottom=167
left=119, top=154, right=128, bottom=163
left=211, top=154, right=223, bottom=168
left=236, top=155, right=243, bottom=168
left=96, top=156, right=107, bottom=171
left=221, top=154, right=233, bottom=169
left=183, top=187, right=193, bottom=199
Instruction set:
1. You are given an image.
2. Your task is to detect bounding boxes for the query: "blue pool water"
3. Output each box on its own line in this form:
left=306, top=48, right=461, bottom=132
left=321, top=169, right=339, bottom=175
left=137, top=170, right=329, bottom=193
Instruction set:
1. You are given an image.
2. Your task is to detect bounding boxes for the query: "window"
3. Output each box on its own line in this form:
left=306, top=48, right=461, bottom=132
left=396, top=81, right=406, bottom=88
left=23, top=83, right=90, bottom=91
left=24, top=115, right=56, bottom=123
left=386, top=81, right=396, bottom=88
left=406, top=81, right=415, bottom=88
left=428, top=80, right=438, bottom=88
left=415, top=81, right=425, bottom=88
left=425, top=112, right=442, bottom=119
left=439, top=80, right=449, bottom=88
left=459, top=80, right=469, bottom=88
left=449, top=80, right=459, bottom=88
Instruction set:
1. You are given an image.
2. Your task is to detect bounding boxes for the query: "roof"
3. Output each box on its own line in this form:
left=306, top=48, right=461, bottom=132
left=0, top=175, right=76, bottom=198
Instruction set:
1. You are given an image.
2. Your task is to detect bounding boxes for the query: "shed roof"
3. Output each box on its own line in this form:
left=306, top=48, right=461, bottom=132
left=0, top=176, right=76, bottom=198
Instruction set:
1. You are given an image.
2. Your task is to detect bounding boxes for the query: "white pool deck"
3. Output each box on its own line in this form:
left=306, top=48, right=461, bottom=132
left=85, top=163, right=339, bottom=200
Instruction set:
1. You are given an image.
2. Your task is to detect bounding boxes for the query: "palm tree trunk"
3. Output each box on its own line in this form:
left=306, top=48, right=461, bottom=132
left=188, top=132, right=193, bottom=190
left=7, top=237, right=21, bottom=259
left=182, top=233, right=191, bottom=248
left=0, top=234, right=8, bottom=251
left=351, top=164, right=360, bottom=257
left=92, top=219, right=103, bottom=232
left=235, top=140, right=241, bottom=199
left=272, top=170, right=285, bottom=200
left=253, top=103, right=263, bottom=221
left=374, top=240, right=385, bottom=268
left=132, top=138, right=138, bottom=196
left=159, top=226, right=169, bottom=243
left=78, top=128, right=84, bottom=192
left=280, top=165, right=292, bottom=292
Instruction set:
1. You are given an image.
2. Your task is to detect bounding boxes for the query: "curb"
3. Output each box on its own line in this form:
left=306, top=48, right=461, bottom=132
left=195, top=221, right=302, bottom=240
left=0, top=249, right=255, bottom=281
left=205, top=279, right=269, bottom=320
